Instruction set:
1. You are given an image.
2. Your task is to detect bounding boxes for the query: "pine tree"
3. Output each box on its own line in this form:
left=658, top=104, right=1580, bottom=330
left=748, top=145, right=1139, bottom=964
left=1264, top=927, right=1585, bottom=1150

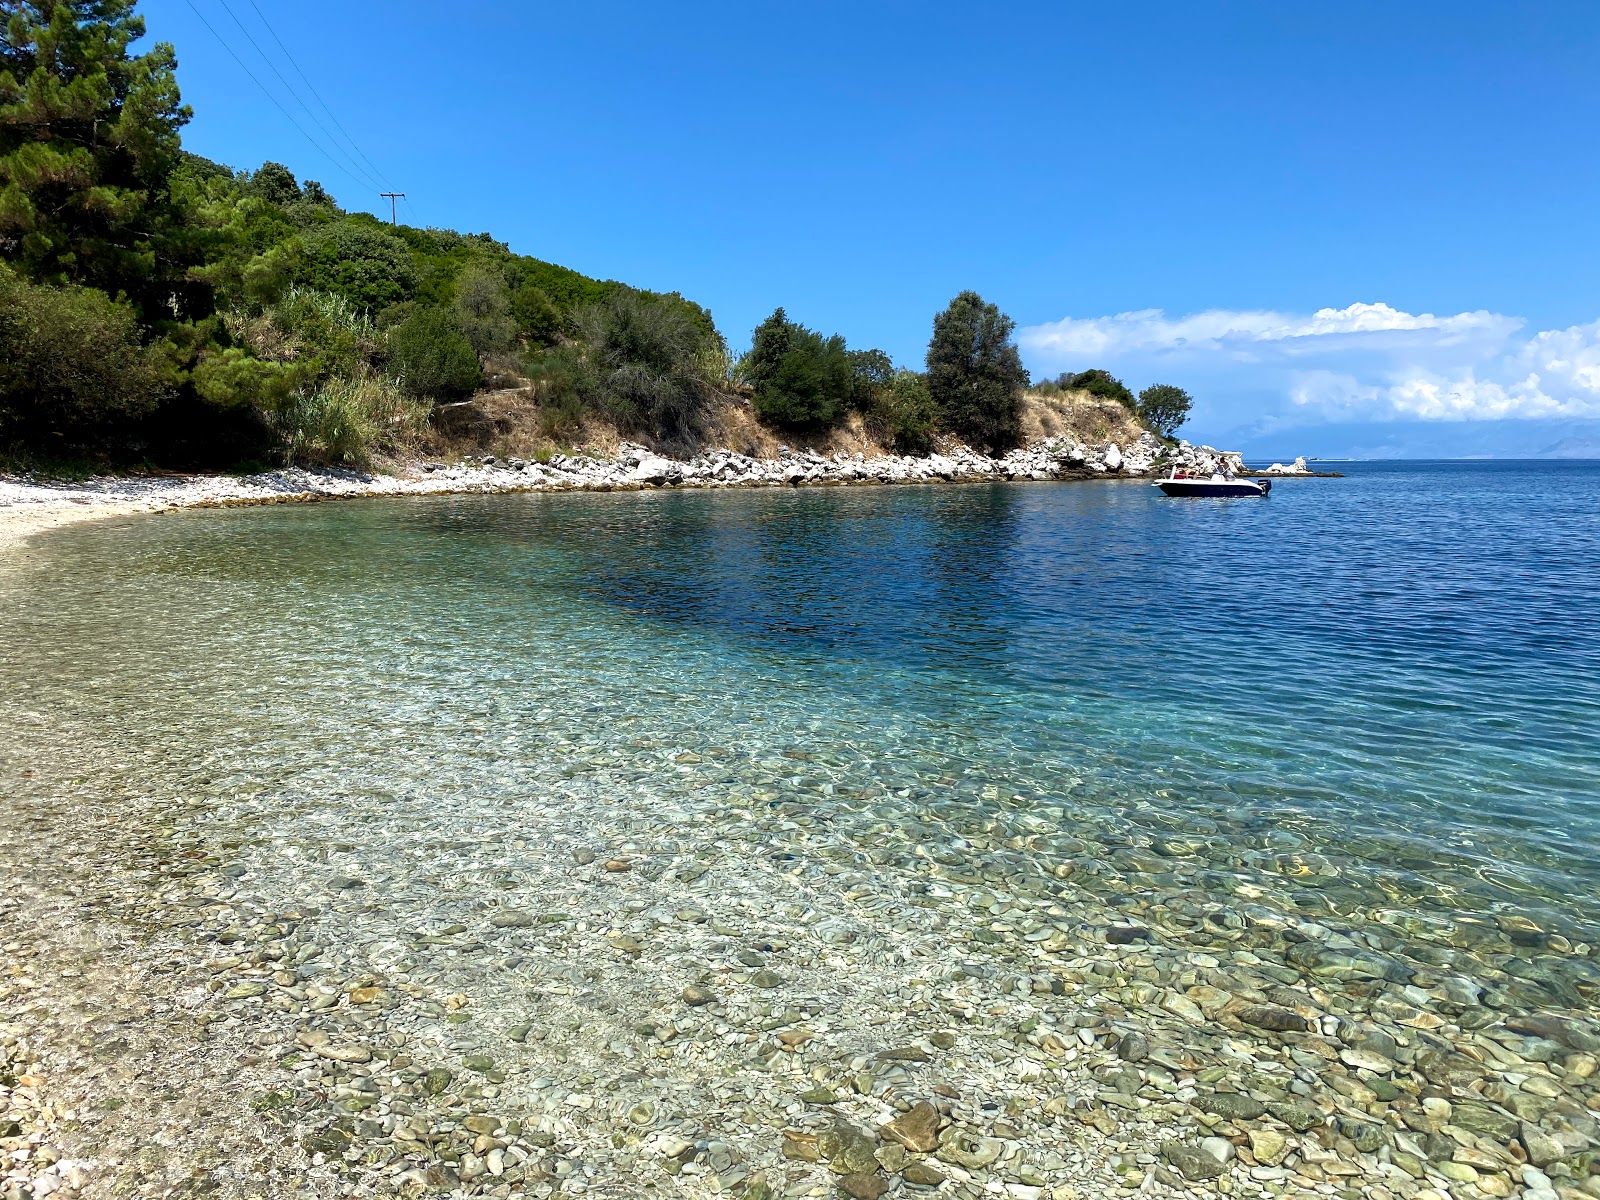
left=0, top=1, right=191, bottom=315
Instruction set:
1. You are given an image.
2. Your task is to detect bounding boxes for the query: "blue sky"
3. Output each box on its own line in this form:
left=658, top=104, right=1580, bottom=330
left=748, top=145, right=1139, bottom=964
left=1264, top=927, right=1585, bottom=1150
left=142, top=1, right=1600, bottom=457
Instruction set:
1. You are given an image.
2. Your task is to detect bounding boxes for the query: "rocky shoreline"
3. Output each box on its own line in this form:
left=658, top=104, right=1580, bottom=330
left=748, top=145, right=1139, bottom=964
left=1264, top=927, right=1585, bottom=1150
left=0, top=433, right=1271, bottom=548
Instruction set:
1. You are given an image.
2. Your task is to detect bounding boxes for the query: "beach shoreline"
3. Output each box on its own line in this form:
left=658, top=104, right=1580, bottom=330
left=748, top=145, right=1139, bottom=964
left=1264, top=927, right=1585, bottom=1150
left=1, top=434, right=1304, bottom=550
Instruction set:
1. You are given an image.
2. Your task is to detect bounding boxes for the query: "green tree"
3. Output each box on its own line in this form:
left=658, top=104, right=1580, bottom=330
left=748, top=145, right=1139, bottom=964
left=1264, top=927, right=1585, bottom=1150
left=745, top=307, right=852, bottom=431
left=925, top=291, right=1028, bottom=453
left=866, top=369, right=938, bottom=455
left=573, top=289, right=711, bottom=443
left=246, top=160, right=299, bottom=205
left=386, top=307, right=479, bottom=401
left=1137, top=383, right=1192, bottom=439
left=743, top=307, right=795, bottom=393
left=0, top=262, right=168, bottom=441
left=298, top=218, right=415, bottom=311
left=0, top=0, right=192, bottom=318
left=454, top=261, right=515, bottom=358
left=1064, top=368, right=1136, bottom=409
left=846, top=347, right=894, bottom=410
left=299, top=180, right=333, bottom=207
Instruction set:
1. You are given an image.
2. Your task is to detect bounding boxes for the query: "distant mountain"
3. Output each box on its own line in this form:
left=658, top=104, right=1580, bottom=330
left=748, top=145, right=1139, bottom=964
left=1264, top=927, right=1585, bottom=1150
left=1212, top=417, right=1600, bottom=461
left=1536, top=435, right=1600, bottom=459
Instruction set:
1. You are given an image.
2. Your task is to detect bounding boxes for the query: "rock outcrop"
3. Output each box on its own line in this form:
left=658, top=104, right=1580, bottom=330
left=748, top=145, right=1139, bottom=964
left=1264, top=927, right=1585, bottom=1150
left=509, top=434, right=1248, bottom=492
left=1260, top=456, right=1311, bottom=475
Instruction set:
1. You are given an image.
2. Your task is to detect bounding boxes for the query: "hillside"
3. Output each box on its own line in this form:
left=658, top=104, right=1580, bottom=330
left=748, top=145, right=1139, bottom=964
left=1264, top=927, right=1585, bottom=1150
left=427, top=378, right=1154, bottom=466
left=0, top=1, right=1195, bottom=475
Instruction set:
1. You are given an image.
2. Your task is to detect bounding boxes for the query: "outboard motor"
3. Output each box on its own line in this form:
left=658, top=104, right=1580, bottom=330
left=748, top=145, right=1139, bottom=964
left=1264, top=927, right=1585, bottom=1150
left=1259, top=478, right=1272, bottom=495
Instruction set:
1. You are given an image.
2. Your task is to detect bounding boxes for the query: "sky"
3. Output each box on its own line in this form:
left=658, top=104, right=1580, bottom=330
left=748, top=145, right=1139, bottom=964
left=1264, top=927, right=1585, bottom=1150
left=140, top=0, right=1600, bottom=458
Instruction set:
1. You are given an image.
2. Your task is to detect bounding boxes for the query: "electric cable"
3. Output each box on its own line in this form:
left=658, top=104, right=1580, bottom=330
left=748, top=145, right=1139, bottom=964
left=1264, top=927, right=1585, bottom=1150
left=213, top=0, right=387, bottom=193
left=240, top=0, right=397, bottom=193
left=181, top=0, right=372, bottom=194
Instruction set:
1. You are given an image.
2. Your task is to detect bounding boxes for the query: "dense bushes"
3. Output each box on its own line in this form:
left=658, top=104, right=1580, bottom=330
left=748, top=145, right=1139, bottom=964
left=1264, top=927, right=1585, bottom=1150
left=864, top=370, right=939, bottom=454
left=512, top=284, right=566, bottom=346
left=386, top=308, right=482, bottom=402
left=188, top=287, right=432, bottom=466
left=453, top=264, right=516, bottom=358
left=0, top=265, right=171, bottom=443
left=526, top=290, right=721, bottom=444
left=745, top=309, right=853, bottom=431
left=269, top=371, right=428, bottom=468
left=579, top=291, right=711, bottom=440
left=297, top=221, right=416, bottom=312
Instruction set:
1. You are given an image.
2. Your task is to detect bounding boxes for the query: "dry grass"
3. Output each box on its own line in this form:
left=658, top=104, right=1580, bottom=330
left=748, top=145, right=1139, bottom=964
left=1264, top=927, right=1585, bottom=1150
left=706, top=403, right=894, bottom=459
left=1019, top=388, right=1147, bottom=446
left=421, top=382, right=1150, bottom=464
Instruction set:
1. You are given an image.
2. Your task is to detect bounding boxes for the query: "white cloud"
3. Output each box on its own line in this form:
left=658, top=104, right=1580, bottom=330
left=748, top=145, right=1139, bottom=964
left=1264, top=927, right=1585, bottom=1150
left=1017, top=303, right=1600, bottom=423
left=1020, top=302, right=1520, bottom=359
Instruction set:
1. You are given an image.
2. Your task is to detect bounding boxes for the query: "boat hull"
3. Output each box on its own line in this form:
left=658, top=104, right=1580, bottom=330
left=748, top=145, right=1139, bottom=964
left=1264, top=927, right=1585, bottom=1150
left=1154, top=478, right=1270, bottom=498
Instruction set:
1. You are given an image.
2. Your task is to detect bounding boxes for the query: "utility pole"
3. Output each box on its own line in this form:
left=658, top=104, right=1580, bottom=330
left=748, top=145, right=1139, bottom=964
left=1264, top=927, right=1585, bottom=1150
left=380, top=192, right=405, bottom=225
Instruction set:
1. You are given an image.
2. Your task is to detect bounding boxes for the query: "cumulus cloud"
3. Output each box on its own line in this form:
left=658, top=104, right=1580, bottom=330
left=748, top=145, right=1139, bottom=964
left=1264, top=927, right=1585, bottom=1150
left=1017, top=303, right=1600, bottom=423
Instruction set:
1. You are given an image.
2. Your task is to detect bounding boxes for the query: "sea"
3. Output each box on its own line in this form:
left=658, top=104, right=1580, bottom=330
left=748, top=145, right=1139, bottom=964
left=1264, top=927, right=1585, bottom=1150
left=3, top=459, right=1598, bottom=1076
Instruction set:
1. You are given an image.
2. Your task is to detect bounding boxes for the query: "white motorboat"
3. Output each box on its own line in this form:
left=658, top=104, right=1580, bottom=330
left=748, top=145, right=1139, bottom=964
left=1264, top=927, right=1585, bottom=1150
left=1153, top=470, right=1271, bottom=498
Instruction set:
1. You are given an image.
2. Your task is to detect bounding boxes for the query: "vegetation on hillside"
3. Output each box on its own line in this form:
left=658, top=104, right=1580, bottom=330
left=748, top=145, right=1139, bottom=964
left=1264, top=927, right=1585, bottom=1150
left=0, top=1, right=1196, bottom=470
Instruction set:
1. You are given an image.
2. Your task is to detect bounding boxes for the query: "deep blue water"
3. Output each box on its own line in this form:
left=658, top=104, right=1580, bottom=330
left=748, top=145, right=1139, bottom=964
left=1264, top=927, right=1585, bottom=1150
left=3, top=459, right=1598, bottom=1001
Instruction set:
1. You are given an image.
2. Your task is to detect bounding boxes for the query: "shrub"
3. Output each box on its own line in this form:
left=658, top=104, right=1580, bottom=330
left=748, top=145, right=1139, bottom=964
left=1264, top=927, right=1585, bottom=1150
left=0, top=264, right=170, bottom=443
left=455, top=263, right=516, bottom=357
left=746, top=308, right=853, bottom=431
left=191, top=346, right=297, bottom=410
left=273, top=287, right=378, bottom=382
left=512, top=283, right=566, bottom=346
left=386, top=307, right=481, bottom=401
left=525, top=345, right=593, bottom=438
left=298, top=219, right=416, bottom=311
left=866, top=370, right=938, bottom=455
left=1137, top=383, right=1193, bottom=438
left=270, top=371, right=429, bottom=467
left=1063, top=369, right=1136, bottom=409
left=573, top=290, right=712, bottom=442
left=926, top=291, right=1028, bottom=453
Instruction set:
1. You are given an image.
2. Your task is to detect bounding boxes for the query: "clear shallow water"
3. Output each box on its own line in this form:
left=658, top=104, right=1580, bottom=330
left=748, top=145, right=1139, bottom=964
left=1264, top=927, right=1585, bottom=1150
left=3, top=461, right=1598, bottom=1007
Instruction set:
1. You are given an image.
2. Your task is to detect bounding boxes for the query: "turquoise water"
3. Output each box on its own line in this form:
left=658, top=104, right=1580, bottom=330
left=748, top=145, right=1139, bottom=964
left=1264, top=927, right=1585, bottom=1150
left=3, top=461, right=1598, bottom=1010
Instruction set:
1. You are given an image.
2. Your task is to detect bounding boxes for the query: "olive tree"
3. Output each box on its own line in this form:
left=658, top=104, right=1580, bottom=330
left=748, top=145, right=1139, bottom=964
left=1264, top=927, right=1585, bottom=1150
left=1137, top=383, right=1193, bottom=439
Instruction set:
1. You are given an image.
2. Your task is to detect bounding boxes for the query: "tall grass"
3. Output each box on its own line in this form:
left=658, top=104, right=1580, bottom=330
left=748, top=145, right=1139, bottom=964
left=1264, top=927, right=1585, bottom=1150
left=272, top=371, right=429, bottom=468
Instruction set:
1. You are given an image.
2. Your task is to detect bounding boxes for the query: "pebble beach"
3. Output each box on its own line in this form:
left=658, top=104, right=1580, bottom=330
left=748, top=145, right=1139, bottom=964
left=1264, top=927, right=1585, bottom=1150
left=3, top=461, right=1596, bottom=1200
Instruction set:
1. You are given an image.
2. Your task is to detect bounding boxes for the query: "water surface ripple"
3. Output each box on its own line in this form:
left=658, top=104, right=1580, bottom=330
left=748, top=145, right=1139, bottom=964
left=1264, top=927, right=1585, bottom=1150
left=4, top=460, right=1599, bottom=1005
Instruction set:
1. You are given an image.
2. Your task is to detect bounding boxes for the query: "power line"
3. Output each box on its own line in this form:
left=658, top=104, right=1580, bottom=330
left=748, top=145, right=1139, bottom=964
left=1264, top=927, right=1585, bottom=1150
left=212, top=0, right=386, bottom=193
left=240, top=0, right=396, bottom=193
left=181, top=0, right=373, bottom=194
